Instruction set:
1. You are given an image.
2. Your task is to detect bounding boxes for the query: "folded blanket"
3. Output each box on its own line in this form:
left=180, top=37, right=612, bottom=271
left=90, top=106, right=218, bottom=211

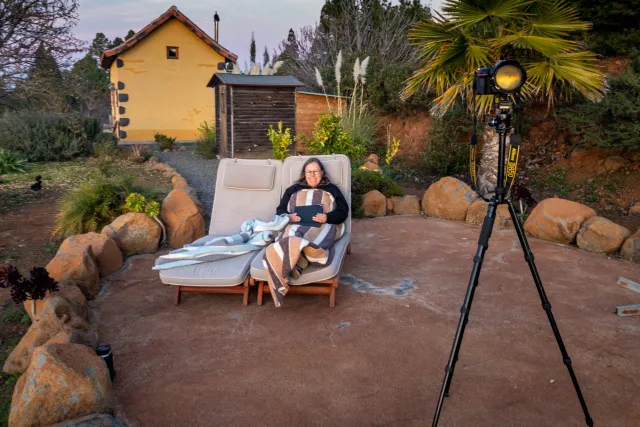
left=264, top=188, right=344, bottom=307
left=153, top=215, right=290, bottom=270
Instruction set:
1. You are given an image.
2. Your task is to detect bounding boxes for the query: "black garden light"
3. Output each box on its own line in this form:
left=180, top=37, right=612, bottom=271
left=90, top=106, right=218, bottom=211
left=474, top=59, right=527, bottom=96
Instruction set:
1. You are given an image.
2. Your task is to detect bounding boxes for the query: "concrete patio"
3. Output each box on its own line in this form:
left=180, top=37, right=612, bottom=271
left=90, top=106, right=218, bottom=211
left=91, top=216, right=640, bottom=427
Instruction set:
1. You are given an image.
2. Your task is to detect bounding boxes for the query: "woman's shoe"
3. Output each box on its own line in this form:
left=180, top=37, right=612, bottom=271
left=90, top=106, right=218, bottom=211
left=290, top=265, right=303, bottom=280
left=297, top=255, right=309, bottom=270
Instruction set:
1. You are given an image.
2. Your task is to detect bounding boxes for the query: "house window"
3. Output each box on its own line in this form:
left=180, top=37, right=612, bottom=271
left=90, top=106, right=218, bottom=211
left=166, top=47, right=179, bottom=59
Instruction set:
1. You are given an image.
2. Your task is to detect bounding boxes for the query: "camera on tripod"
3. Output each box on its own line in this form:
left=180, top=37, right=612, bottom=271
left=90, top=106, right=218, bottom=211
left=473, top=59, right=527, bottom=97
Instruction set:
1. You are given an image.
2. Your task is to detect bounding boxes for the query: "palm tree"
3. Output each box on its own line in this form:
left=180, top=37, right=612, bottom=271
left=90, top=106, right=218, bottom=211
left=402, top=0, right=607, bottom=196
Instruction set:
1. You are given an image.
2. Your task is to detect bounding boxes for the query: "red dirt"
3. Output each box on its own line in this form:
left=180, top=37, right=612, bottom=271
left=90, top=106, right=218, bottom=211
left=92, top=216, right=640, bottom=427
left=378, top=112, right=431, bottom=166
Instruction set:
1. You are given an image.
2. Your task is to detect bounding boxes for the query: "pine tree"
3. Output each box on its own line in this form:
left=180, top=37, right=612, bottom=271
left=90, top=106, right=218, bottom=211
left=250, top=32, right=256, bottom=64
left=31, top=43, right=61, bottom=80
left=125, top=30, right=136, bottom=40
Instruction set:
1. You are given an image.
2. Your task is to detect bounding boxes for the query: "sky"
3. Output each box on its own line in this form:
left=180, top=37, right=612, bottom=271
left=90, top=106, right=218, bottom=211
left=75, top=0, right=443, bottom=65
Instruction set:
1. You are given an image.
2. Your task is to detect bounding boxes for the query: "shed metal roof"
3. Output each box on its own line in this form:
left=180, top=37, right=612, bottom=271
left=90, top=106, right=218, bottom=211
left=207, top=74, right=305, bottom=88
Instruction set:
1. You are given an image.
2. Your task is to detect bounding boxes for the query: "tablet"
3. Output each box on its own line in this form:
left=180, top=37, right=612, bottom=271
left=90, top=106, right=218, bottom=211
left=294, top=205, right=324, bottom=227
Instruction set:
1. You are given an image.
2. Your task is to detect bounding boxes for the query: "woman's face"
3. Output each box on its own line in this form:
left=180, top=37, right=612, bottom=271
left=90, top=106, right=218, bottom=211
left=304, top=162, right=323, bottom=188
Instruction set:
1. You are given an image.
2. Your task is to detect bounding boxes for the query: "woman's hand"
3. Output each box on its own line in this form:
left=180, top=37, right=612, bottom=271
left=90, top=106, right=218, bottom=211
left=288, top=213, right=301, bottom=223
left=312, top=213, right=327, bottom=224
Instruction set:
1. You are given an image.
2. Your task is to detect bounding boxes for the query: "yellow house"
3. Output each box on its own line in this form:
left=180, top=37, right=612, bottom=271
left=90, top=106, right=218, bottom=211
left=100, top=6, right=237, bottom=142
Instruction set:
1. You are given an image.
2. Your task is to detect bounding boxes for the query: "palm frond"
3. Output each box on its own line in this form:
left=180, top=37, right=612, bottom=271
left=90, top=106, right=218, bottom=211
left=527, top=0, right=590, bottom=38
left=444, top=0, right=531, bottom=31
left=491, top=32, right=577, bottom=57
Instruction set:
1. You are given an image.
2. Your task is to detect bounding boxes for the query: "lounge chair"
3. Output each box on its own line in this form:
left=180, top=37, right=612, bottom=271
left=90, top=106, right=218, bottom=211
left=159, top=158, right=283, bottom=305
left=249, top=154, right=352, bottom=308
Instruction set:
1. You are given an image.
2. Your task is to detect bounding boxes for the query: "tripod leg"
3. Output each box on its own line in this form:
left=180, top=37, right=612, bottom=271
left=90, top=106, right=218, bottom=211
left=507, top=200, right=594, bottom=427
left=432, top=197, right=498, bottom=427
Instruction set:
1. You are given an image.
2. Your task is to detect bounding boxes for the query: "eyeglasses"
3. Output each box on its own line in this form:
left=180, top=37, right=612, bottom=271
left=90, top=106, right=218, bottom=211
left=305, top=170, right=322, bottom=176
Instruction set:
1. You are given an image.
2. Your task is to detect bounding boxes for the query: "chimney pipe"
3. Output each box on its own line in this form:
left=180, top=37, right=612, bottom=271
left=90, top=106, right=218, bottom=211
left=214, top=11, right=220, bottom=43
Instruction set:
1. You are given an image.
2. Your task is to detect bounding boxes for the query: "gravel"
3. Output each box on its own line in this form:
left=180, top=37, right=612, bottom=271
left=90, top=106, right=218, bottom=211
left=155, top=146, right=218, bottom=228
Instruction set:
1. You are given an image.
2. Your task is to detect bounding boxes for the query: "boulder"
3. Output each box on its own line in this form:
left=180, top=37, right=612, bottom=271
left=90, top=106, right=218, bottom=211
left=386, top=198, right=393, bottom=213
left=163, top=168, right=177, bottom=178
left=102, top=213, right=161, bottom=257
left=362, top=190, right=386, bottom=217
left=465, top=200, right=513, bottom=230
left=576, top=217, right=631, bottom=253
left=171, top=174, right=188, bottom=189
left=621, top=230, right=640, bottom=263
left=3, top=295, right=94, bottom=374
left=46, top=246, right=100, bottom=300
left=147, top=156, right=160, bottom=165
left=24, top=282, right=88, bottom=322
left=524, top=198, right=597, bottom=244
left=359, top=161, right=381, bottom=173
left=422, top=177, right=478, bottom=221
left=366, top=153, right=379, bottom=165
left=152, top=162, right=171, bottom=172
left=50, top=414, right=128, bottom=426
left=391, top=196, right=421, bottom=215
left=9, top=344, right=114, bottom=427
left=604, top=156, right=627, bottom=173
left=629, top=203, right=640, bottom=215
left=161, top=189, right=206, bottom=249
left=58, top=232, right=123, bottom=277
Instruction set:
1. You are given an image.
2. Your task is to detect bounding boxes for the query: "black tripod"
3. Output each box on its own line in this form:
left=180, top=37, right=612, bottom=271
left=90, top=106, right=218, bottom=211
left=431, top=100, right=594, bottom=427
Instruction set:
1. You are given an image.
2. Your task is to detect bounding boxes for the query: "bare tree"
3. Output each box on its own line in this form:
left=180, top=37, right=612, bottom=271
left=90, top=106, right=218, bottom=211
left=0, top=0, right=83, bottom=90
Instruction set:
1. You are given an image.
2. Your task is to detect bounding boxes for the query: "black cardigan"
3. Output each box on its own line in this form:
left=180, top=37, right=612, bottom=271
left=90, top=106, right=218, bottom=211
left=276, top=183, right=349, bottom=225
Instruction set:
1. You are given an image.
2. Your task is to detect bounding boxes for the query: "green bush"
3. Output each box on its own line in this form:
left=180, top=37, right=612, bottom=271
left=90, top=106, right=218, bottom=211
left=267, top=122, right=293, bottom=161
left=0, top=148, right=27, bottom=174
left=195, top=121, right=216, bottom=159
left=556, top=71, right=640, bottom=153
left=54, top=174, right=158, bottom=238
left=421, top=107, right=472, bottom=176
left=339, top=107, right=379, bottom=154
left=308, top=113, right=367, bottom=160
left=154, top=133, right=176, bottom=151
left=83, top=118, right=102, bottom=141
left=92, top=132, right=119, bottom=160
left=0, top=112, right=92, bottom=161
left=123, top=192, right=160, bottom=218
left=351, top=168, right=404, bottom=217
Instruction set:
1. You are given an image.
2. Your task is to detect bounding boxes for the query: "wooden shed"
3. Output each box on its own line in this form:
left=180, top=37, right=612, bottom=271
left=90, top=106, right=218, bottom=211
left=207, top=74, right=304, bottom=158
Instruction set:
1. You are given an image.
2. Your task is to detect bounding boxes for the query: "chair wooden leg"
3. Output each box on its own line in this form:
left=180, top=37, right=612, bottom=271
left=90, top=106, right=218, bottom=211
left=257, top=281, right=264, bottom=305
left=329, top=286, right=336, bottom=308
left=243, top=279, right=249, bottom=306
left=347, top=243, right=351, bottom=255
left=174, top=286, right=181, bottom=305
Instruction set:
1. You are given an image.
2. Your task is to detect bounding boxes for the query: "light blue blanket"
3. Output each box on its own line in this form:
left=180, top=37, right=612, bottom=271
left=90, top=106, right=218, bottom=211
left=152, top=215, right=290, bottom=270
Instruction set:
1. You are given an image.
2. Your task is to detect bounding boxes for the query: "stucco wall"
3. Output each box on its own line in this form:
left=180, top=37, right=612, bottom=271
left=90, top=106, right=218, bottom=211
left=110, top=18, right=225, bottom=142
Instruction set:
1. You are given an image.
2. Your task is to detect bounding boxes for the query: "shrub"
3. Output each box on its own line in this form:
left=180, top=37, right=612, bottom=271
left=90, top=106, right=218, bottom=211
left=154, top=133, right=176, bottom=151
left=308, top=113, right=366, bottom=160
left=421, top=107, right=472, bottom=176
left=556, top=71, right=640, bottom=154
left=351, top=168, right=404, bottom=218
left=195, top=121, right=217, bottom=159
left=123, top=192, right=160, bottom=218
left=339, top=107, right=379, bottom=154
left=0, top=148, right=27, bottom=174
left=385, top=137, right=401, bottom=165
left=130, top=144, right=148, bottom=163
left=92, top=132, right=119, bottom=160
left=0, top=112, right=91, bottom=161
left=53, top=174, right=157, bottom=238
left=267, top=122, right=293, bottom=161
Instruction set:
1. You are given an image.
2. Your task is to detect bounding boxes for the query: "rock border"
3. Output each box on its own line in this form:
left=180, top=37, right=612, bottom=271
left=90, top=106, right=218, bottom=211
left=6, top=157, right=205, bottom=426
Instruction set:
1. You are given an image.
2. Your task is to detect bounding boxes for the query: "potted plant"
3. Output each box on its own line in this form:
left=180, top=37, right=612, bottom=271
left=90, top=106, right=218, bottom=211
left=0, top=264, right=59, bottom=316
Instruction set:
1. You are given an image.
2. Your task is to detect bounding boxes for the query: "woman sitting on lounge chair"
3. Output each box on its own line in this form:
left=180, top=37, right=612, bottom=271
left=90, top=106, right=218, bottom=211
left=264, top=157, right=348, bottom=307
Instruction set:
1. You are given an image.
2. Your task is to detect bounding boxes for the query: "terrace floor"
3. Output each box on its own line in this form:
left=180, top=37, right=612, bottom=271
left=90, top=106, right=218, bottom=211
left=91, top=216, right=640, bottom=427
